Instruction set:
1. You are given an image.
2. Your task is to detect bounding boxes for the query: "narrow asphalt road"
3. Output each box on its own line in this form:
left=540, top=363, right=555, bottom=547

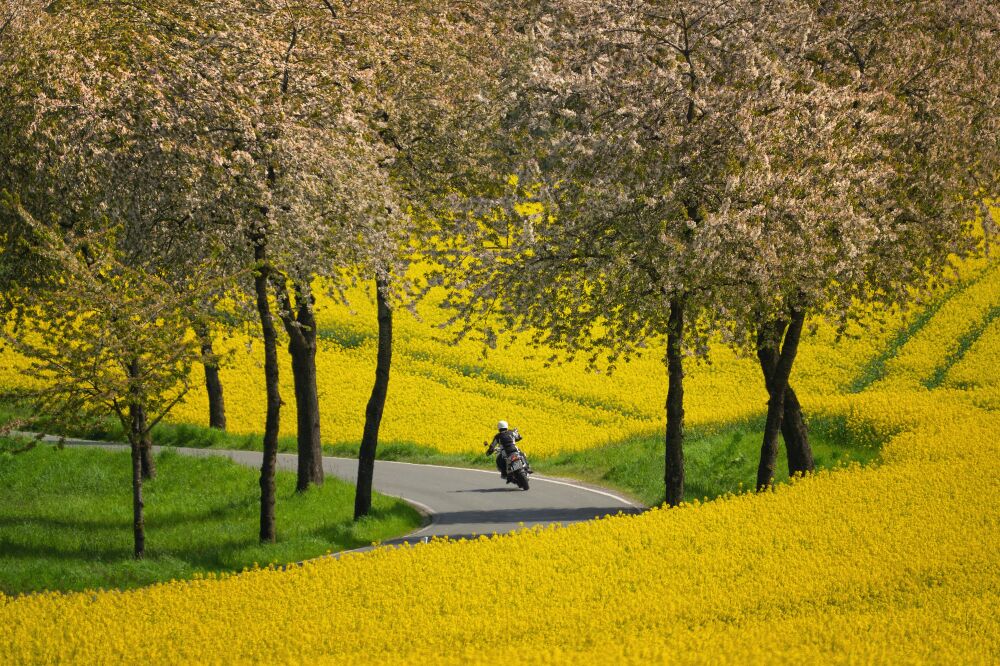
left=28, top=435, right=643, bottom=547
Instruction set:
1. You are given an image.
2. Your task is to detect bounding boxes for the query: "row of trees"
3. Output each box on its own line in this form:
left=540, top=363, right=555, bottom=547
left=0, top=0, right=509, bottom=556
left=1, top=1, right=997, bottom=558
left=439, top=0, right=999, bottom=499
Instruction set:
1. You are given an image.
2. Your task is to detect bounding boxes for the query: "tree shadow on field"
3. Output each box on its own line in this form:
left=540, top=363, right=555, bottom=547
left=0, top=498, right=265, bottom=570
left=0, top=496, right=253, bottom=532
left=0, top=514, right=126, bottom=531
left=0, top=536, right=134, bottom=561
left=306, top=502, right=418, bottom=551
left=144, top=497, right=255, bottom=528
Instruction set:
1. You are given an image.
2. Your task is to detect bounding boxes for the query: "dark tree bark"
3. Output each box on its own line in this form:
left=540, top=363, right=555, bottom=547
left=126, top=360, right=146, bottom=559
left=756, top=321, right=815, bottom=477
left=756, top=308, right=806, bottom=491
left=355, top=276, right=393, bottom=520
left=275, top=279, right=323, bottom=492
left=123, top=356, right=156, bottom=480
left=137, top=405, right=155, bottom=480
left=253, top=235, right=281, bottom=543
left=194, top=322, right=227, bottom=431
left=781, top=386, right=813, bottom=475
left=129, top=430, right=145, bottom=559
left=664, top=296, right=685, bottom=507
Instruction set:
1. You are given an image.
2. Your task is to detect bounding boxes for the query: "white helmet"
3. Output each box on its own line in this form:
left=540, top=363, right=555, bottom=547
left=497, top=420, right=509, bottom=431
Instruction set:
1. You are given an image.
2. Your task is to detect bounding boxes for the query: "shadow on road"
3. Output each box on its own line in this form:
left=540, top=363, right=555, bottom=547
left=431, top=505, right=641, bottom=526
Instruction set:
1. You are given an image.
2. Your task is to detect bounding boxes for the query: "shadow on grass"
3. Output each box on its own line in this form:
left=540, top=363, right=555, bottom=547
left=2, top=393, right=885, bottom=518
left=0, top=533, right=265, bottom=569
left=0, top=444, right=422, bottom=595
left=0, top=536, right=135, bottom=562
left=535, top=413, right=884, bottom=507
left=307, top=502, right=417, bottom=550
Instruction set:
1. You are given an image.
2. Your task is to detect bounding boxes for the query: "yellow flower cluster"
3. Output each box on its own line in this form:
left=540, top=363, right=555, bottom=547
left=944, top=312, right=1000, bottom=396
left=880, top=261, right=1000, bottom=389
left=1, top=392, right=997, bottom=663
left=0, top=258, right=989, bottom=456
left=138, top=277, right=898, bottom=454
left=1, top=258, right=997, bottom=663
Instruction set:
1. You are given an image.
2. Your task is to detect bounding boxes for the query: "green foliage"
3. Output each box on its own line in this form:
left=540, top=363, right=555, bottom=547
left=0, top=442, right=422, bottom=595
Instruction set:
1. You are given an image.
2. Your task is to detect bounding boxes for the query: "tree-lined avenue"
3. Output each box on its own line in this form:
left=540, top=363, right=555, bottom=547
left=31, top=435, right=642, bottom=546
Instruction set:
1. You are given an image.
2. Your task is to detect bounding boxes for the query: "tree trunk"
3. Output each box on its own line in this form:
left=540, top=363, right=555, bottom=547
left=124, top=357, right=156, bottom=480
left=276, top=281, right=324, bottom=491
left=756, top=308, right=806, bottom=491
left=138, top=406, right=155, bottom=480
left=195, top=323, right=227, bottom=431
left=782, top=386, right=814, bottom=476
left=355, top=276, right=393, bottom=520
left=254, top=236, right=280, bottom=543
left=288, top=332, right=322, bottom=490
left=664, top=296, right=685, bottom=507
left=126, top=361, right=147, bottom=559
left=756, top=322, right=814, bottom=477
left=129, top=432, right=145, bottom=559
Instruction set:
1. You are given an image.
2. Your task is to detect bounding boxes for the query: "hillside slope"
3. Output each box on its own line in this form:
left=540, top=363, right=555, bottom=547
left=2, top=257, right=998, bottom=663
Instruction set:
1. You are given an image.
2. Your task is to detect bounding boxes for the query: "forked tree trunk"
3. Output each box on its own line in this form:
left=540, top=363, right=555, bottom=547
left=288, top=330, right=323, bottom=490
left=254, top=236, right=281, bottom=543
left=195, top=323, right=227, bottom=431
left=781, top=386, right=813, bottom=475
left=276, top=280, right=323, bottom=491
left=664, top=296, right=685, bottom=507
left=355, top=276, right=393, bottom=520
left=756, top=321, right=814, bottom=477
left=756, top=308, right=806, bottom=491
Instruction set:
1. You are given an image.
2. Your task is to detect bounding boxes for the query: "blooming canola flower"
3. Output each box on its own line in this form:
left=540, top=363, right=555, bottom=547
left=1, top=260, right=999, bottom=663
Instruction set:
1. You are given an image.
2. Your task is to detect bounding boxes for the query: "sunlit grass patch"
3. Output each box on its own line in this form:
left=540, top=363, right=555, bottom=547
left=0, top=441, right=421, bottom=595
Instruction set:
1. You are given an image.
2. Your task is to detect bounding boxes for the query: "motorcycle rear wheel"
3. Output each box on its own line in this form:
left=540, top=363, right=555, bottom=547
left=514, top=470, right=529, bottom=490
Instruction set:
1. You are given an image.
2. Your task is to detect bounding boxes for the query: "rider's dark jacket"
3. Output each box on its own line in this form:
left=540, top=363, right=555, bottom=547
left=491, top=428, right=522, bottom=453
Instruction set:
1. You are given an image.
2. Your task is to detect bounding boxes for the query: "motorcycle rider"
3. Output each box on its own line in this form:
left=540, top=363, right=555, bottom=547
left=487, top=420, right=532, bottom=480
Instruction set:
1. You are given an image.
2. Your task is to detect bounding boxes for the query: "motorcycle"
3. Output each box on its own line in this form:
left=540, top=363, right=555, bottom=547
left=484, top=433, right=531, bottom=491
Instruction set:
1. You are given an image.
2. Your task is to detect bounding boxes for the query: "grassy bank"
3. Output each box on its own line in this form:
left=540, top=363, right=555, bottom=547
left=1, top=398, right=880, bottom=507
left=535, top=425, right=880, bottom=506
left=318, top=423, right=880, bottom=507
left=0, top=439, right=422, bottom=595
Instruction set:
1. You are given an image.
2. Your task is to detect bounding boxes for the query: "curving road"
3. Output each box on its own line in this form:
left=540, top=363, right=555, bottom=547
left=27, top=434, right=643, bottom=547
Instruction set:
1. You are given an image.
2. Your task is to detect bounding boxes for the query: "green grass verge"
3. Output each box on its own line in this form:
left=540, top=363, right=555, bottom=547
left=0, top=439, right=422, bottom=596
left=1, top=398, right=880, bottom=509
left=320, top=419, right=880, bottom=507
left=533, top=424, right=880, bottom=506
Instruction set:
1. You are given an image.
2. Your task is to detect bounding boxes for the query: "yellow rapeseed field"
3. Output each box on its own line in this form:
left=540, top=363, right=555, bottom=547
left=2, top=255, right=998, bottom=663
left=0, top=386, right=997, bottom=662
left=1, top=267, right=931, bottom=454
